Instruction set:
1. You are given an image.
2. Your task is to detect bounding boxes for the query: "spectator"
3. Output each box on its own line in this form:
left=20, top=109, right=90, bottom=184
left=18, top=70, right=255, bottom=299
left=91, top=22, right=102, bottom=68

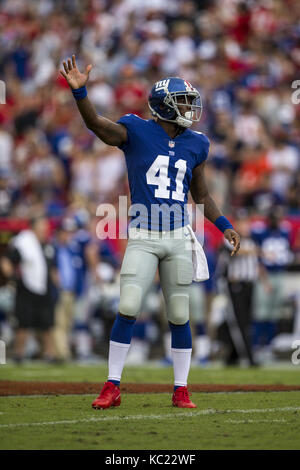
left=252, top=210, right=293, bottom=347
left=53, top=217, right=77, bottom=362
left=0, top=169, right=19, bottom=217
left=0, top=216, right=57, bottom=362
left=0, top=127, right=13, bottom=173
left=0, top=0, right=299, bottom=364
left=266, top=131, right=299, bottom=199
left=286, top=172, right=300, bottom=215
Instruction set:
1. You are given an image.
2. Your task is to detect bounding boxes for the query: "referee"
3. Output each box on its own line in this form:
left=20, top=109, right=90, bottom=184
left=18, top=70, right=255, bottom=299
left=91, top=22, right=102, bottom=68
left=218, top=214, right=259, bottom=366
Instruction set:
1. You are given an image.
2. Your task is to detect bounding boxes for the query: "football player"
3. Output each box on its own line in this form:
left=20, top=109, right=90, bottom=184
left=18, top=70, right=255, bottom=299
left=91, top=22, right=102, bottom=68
left=60, top=55, right=240, bottom=409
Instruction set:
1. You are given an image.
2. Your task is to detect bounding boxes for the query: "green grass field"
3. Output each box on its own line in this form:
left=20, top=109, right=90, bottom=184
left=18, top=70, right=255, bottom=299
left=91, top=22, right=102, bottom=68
left=0, top=363, right=300, bottom=450
left=1, top=361, right=300, bottom=384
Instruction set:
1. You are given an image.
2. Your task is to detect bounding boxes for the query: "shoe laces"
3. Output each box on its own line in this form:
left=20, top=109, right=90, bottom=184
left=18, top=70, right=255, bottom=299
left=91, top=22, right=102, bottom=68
left=100, top=382, right=116, bottom=397
left=176, top=387, right=191, bottom=401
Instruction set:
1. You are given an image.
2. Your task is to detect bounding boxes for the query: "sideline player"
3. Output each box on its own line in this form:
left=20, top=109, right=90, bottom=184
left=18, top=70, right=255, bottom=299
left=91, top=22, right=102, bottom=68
left=60, top=55, right=240, bottom=408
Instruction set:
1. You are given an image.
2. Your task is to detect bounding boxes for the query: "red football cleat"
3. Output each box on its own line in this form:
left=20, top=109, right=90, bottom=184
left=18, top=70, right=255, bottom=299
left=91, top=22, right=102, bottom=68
left=172, top=386, right=197, bottom=408
left=92, top=382, right=121, bottom=409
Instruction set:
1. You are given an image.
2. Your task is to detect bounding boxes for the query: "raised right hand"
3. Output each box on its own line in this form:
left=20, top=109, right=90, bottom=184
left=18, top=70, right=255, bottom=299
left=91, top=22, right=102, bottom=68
left=60, top=54, right=92, bottom=90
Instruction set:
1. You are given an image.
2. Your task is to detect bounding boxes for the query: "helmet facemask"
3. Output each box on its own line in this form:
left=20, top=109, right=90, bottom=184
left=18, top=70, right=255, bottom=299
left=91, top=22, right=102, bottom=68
left=167, top=92, right=202, bottom=127
left=149, top=88, right=203, bottom=128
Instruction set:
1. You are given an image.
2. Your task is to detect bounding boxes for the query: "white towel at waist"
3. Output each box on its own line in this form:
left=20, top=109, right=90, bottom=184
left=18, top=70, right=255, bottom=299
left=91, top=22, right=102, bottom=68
left=185, top=225, right=209, bottom=282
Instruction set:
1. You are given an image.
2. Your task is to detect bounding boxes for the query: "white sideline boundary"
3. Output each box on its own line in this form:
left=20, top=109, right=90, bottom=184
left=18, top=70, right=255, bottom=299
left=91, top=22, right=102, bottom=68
left=0, top=406, right=300, bottom=429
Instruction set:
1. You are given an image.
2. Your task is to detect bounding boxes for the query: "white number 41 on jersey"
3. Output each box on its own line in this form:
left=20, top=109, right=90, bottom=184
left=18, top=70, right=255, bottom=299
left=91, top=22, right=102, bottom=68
left=146, top=155, right=186, bottom=201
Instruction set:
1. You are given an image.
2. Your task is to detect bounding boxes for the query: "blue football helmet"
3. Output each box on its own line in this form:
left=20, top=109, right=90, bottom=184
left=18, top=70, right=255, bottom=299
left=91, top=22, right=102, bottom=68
left=148, top=77, right=202, bottom=128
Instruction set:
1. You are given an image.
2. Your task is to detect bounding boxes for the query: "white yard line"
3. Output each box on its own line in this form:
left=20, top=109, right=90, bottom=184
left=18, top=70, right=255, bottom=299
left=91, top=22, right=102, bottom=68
left=226, top=418, right=287, bottom=424
left=0, top=394, right=96, bottom=398
left=0, top=406, right=299, bottom=429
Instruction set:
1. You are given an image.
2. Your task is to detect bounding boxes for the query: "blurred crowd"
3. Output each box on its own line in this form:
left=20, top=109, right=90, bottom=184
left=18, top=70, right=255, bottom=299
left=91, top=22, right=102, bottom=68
left=0, top=0, right=300, bottom=365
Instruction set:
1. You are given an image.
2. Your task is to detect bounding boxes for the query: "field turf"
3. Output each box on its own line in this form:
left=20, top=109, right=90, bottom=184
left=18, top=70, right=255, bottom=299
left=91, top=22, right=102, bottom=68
left=0, top=363, right=300, bottom=450
left=1, top=362, right=300, bottom=384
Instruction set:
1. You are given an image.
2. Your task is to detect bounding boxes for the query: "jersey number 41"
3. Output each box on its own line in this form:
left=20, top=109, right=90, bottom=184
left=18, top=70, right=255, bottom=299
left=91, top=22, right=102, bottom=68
left=146, top=155, right=186, bottom=201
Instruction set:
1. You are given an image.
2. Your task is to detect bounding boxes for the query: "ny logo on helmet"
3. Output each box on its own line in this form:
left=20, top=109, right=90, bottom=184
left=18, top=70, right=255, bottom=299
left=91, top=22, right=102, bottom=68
left=155, top=79, right=170, bottom=91
left=184, top=80, right=194, bottom=92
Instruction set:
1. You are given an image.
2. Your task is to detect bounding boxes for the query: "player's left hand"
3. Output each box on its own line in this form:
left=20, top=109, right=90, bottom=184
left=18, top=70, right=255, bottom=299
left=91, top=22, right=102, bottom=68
left=224, top=229, right=240, bottom=256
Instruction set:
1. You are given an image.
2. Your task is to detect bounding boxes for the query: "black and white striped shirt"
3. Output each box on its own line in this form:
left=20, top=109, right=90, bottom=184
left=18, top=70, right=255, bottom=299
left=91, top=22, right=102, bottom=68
left=219, top=238, right=259, bottom=282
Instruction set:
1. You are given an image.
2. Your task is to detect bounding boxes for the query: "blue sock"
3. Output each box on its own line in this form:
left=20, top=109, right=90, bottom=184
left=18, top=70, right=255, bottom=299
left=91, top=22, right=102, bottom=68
left=108, top=313, right=136, bottom=386
left=169, top=320, right=192, bottom=349
left=169, top=321, right=192, bottom=391
left=110, top=313, right=136, bottom=344
left=108, top=379, right=120, bottom=387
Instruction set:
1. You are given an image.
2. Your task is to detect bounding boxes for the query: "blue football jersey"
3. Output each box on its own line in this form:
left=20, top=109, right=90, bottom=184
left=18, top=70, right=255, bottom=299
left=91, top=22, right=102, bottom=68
left=251, top=225, right=292, bottom=272
left=117, top=114, right=210, bottom=231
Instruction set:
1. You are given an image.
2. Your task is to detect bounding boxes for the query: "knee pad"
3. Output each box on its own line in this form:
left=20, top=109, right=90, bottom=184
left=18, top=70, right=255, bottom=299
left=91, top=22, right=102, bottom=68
left=118, top=283, right=142, bottom=318
left=166, top=294, right=190, bottom=325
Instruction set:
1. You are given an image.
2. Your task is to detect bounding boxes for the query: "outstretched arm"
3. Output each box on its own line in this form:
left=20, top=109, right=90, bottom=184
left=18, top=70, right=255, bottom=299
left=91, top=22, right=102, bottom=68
left=190, top=162, right=240, bottom=256
left=60, top=55, right=127, bottom=147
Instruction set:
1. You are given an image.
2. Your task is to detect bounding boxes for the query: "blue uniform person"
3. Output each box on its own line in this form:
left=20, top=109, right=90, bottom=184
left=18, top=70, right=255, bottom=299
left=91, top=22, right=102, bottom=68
left=251, top=212, right=293, bottom=346
left=60, top=55, right=240, bottom=409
